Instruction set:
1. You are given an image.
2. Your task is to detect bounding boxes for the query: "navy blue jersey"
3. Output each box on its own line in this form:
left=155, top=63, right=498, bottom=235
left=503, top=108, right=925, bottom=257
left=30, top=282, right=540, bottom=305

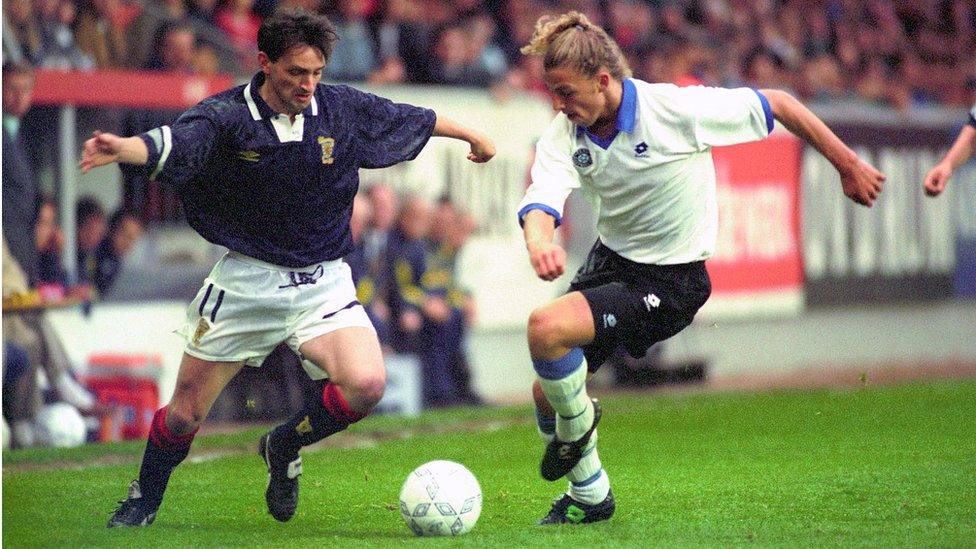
left=129, top=72, right=436, bottom=267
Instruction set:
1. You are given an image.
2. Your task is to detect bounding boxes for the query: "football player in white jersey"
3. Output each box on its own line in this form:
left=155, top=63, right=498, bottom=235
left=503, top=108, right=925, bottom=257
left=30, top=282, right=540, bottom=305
left=923, top=104, right=976, bottom=197
left=515, top=11, right=885, bottom=525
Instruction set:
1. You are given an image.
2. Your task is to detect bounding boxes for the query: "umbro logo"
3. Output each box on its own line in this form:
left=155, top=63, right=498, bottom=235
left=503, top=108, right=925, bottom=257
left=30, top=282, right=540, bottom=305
left=643, top=293, right=660, bottom=310
left=634, top=141, right=649, bottom=157
left=235, top=150, right=260, bottom=162
left=602, top=313, right=617, bottom=328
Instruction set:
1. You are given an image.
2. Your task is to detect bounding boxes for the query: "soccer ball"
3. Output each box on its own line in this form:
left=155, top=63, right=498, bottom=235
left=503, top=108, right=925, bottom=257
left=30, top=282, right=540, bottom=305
left=398, top=460, right=482, bottom=536
left=35, top=402, right=87, bottom=448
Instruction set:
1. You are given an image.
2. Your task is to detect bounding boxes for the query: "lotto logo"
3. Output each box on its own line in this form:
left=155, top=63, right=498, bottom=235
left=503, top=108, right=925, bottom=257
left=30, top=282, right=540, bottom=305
left=643, top=293, right=660, bottom=310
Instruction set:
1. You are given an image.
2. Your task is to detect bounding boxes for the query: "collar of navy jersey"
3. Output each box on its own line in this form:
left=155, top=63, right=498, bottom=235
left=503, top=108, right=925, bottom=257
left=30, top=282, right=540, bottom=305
left=244, top=71, right=319, bottom=121
left=575, top=78, right=637, bottom=144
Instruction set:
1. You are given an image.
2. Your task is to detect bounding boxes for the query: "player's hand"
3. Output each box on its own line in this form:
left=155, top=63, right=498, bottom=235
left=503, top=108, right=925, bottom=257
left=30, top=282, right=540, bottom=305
left=527, top=240, right=566, bottom=281
left=923, top=163, right=951, bottom=197
left=466, top=134, right=496, bottom=163
left=80, top=131, right=123, bottom=173
left=840, top=157, right=886, bottom=207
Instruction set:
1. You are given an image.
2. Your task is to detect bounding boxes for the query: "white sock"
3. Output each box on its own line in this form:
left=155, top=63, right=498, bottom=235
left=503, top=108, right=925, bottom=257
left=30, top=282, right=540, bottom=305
left=569, top=468, right=610, bottom=505
left=536, top=353, right=593, bottom=442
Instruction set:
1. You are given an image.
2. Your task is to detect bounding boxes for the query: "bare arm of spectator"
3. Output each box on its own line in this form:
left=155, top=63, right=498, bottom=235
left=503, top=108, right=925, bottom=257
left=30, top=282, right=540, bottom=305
left=761, top=88, right=886, bottom=207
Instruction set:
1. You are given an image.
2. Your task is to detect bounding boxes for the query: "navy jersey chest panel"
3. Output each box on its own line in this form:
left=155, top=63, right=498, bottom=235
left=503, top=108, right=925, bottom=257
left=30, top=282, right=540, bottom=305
left=180, top=87, right=362, bottom=266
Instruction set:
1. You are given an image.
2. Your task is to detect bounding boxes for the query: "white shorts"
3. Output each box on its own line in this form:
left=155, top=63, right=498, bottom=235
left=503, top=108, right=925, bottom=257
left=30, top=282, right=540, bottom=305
left=177, top=251, right=374, bottom=376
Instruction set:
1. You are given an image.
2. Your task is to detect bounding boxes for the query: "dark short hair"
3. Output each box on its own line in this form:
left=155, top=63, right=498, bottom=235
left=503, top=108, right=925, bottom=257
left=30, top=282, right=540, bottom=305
left=76, top=196, right=105, bottom=226
left=107, top=208, right=143, bottom=234
left=2, top=61, right=35, bottom=80
left=258, top=8, right=338, bottom=62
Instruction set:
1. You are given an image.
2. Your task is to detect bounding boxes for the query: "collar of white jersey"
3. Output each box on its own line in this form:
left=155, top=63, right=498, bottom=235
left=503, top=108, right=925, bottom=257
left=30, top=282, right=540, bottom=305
left=244, top=71, right=319, bottom=121
left=576, top=78, right=637, bottom=139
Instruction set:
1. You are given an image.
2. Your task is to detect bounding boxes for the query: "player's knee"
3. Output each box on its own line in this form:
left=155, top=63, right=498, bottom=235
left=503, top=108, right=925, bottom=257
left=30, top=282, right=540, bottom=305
left=165, top=403, right=203, bottom=435
left=527, top=308, right=563, bottom=358
left=345, top=374, right=386, bottom=411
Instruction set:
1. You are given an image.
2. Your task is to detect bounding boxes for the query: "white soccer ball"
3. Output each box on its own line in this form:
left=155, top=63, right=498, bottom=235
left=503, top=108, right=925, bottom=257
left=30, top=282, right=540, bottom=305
left=35, top=402, right=87, bottom=448
left=398, top=460, right=482, bottom=536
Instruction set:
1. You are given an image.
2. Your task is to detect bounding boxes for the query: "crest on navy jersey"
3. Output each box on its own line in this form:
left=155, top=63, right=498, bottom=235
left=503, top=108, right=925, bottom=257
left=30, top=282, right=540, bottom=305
left=572, top=148, right=593, bottom=168
left=318, top=136, right=335, bottom=165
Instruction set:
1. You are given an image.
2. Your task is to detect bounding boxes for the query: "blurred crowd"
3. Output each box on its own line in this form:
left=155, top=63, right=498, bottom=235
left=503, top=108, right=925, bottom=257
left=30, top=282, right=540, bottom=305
left=348, top=184, right=482, bottom=409
left=3, top=0, right=975, bottom=109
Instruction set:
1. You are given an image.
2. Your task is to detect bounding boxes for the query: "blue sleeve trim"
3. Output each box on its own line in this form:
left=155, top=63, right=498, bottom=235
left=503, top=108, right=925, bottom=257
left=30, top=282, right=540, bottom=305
left=517, top=203, right=562, bottom=228
left=752, top=89, right=774, bottom=134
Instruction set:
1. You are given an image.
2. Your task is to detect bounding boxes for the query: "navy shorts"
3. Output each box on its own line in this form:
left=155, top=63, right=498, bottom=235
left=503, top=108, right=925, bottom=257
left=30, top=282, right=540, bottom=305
left=568, top=241, right=711, bottom=371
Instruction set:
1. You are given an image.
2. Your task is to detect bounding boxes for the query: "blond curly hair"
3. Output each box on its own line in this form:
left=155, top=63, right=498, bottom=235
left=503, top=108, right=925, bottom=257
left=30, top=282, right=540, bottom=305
left=520, top=11, right=631, bottom=80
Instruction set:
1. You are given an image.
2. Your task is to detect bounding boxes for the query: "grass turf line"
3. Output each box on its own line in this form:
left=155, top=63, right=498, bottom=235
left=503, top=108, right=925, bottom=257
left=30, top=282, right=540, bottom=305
left=3, top=380, right=974, bottom=547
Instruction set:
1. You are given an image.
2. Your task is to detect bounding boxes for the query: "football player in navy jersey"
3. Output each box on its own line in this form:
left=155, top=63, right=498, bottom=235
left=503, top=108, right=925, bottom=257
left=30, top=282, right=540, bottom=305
left=81, top=9, right=495, bottom=528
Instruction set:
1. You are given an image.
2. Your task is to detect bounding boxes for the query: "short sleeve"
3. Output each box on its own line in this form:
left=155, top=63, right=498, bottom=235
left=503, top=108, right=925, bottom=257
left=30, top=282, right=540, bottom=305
left=134, top=101, right=222, bottom=186
left=517, top=116, right=580, bottom=227
left=667, top=86, right=771, bottom=149
left=352, top=90, right=437, bottom=169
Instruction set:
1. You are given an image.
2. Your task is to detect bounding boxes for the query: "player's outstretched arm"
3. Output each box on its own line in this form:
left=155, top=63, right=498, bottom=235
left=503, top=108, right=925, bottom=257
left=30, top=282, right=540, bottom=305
left=432, top=115, right=496, bottom=163
left=760, top=89, right=886, bottom=207
left=80, top=131, right=149, bottom=173
left=923, top=124, right=976, bottom=197
left=523, top=209, right=565, bottom=282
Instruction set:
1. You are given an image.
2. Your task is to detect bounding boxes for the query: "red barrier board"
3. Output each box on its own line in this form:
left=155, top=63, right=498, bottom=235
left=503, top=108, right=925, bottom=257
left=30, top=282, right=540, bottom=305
left=707, top=134, right=804, bottom=304
left=32, top=69, right=235, bottom=109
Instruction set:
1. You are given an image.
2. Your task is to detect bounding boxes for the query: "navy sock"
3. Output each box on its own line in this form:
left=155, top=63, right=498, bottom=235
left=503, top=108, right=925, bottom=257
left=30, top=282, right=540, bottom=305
left=271, top=382, right=366, bottom=457
left=137, top=406, right=196, bottom=511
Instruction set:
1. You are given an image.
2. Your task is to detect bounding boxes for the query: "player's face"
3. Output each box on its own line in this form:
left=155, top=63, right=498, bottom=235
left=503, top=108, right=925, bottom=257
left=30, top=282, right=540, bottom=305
left=259, top=45, right=326, bottom=116
left=544, top=65, right=611, bottom=130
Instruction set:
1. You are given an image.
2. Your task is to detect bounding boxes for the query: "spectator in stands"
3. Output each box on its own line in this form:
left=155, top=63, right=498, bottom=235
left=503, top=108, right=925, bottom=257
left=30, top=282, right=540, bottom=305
left=4, top=0, right=42, bottom=64
left=428, top=23, right=493, bottom=87
left=74, top=0, right=139, bottom=69
left=3, top=340, right=36, bottom=447
left=215, top=0, right=262, bottom=71
left=325, top=0, right=378, bottom=82
left=2, top=62, right=41, bottom=287
left=92, top=209, right=144, bottom=298
left=144, top=22, right=197, bottom=73
left=127, top=0, right=192, bottom=71
left=374, top=0, right=432, bottom=83
left=76, top=196, right=108, bottom=288
left=34, top=0, right=94, bottom=70
left=2, top=237, right=102, bottom=446
left=188, top=0, right=220, bottom=26
left=422, top=198, right=482, bottom=406
left=386, top=195, right=432, bottom=354
left=34, top=198, right=69, bottom=289
left=360, top=184, right=398, bottom=344
left=923, top=104, right=976, bottom=197
left=346, top=193, right=392, bottom=347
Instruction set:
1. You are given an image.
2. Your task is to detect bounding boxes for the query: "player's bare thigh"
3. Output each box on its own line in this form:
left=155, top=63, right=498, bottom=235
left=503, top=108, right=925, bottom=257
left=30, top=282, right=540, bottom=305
left=527, top=291, right=596, bottom=360
left=167, top=353, right=243, bottom=433
left=298, top=326, right=386, bottom=411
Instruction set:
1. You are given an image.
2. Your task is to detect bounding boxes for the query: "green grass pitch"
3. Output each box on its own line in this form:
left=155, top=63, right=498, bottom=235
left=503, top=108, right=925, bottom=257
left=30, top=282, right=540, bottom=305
left=3, top=380, right=975, bottom=547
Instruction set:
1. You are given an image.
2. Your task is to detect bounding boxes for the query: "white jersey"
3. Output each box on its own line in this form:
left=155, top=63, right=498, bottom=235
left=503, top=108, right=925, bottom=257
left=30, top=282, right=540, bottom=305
left=518, top=79, right=772, bottom=265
